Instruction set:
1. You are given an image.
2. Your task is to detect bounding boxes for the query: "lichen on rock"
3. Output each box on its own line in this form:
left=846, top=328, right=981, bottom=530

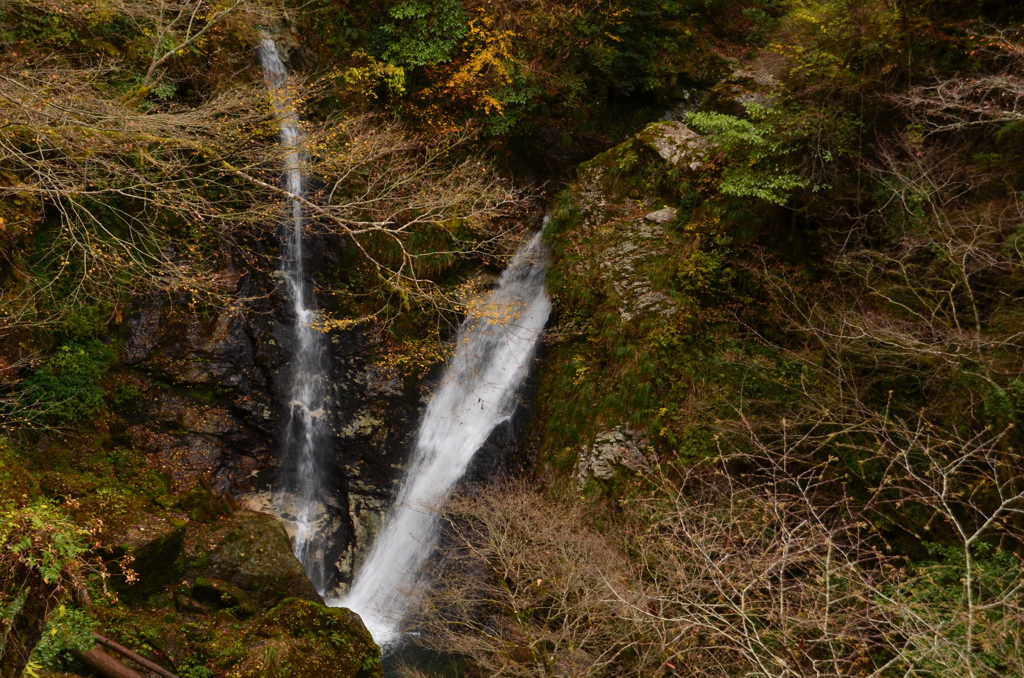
left=576, top=426, right=652, bottom=490
left=637, top=120, right=709, bottom=170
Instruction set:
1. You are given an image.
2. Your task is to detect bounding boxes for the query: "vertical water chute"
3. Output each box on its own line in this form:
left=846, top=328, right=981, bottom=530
left=337, top=226, right=552, bottom=644
left=258, top=36, right=333, bottom=593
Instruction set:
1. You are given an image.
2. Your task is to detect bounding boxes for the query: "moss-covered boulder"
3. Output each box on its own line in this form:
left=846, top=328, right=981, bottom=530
left=228, top=599, right=381, bottom=678
left=184, top=510, right=321, bottom=610
left=107, top=512, right=186, bottom=602
left=193, top=577, right=256, bottom=617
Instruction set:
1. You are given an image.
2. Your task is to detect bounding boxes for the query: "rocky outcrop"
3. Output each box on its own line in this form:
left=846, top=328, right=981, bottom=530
left=120, top=256, right=429, bottom=595
left=575, top=426, right=652, bottom=490
left=638, top=121, right=709, bottom=170
left=562, top=131, right=701, bottom=325
left=93, top=490, right=380, bottom=678
left=699, top=50, right=787, bottom=116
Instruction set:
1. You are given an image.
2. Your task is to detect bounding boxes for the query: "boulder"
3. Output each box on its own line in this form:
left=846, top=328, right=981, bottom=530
left=184, top=509, right=321, bottom=610
left=638, top=121, right=708, bottom=170
left=644, top=208, right=678, bottom=224
left=232, top=598, right=382, bottom=678
left=107, top=512, right=186, bottom=602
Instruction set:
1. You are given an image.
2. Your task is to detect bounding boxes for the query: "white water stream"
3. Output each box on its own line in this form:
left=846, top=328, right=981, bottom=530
left=336, top=228, right=552, bottom=644
left=259, top=37, right=333, bottom=592
left=258, top=35, right=551, bottom=642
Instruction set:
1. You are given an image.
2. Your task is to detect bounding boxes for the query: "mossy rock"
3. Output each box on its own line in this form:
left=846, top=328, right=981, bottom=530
left=33, top=470, right=102, bottom=498
left=228, top=598, right=381, bottom=678
left=180, top=481, right=238, bottom=523
left=193, top=577, right=256, bottom=617
left=106, top=513, right=186, bottom=602
left=184, top=510, right=320, bottom=610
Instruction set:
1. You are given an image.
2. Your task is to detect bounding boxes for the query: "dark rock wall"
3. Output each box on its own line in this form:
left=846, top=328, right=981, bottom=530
left=120, top=259, right=431, bottom=594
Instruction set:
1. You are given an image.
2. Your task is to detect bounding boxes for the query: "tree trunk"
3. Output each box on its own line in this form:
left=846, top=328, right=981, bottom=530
left=93, top=634, right=180, bottom=678
left=71, top=647, right=147, bottom=678
left=0, top=571, right=56, bottom=678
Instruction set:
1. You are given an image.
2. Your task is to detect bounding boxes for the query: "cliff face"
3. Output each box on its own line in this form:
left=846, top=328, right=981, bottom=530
left=534, top=57, right=784, bottom=484
left=117, top=256, right=430, bottom=596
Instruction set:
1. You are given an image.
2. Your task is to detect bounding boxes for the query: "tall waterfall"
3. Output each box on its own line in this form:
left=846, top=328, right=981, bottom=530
left=258, top=37, right=333, bottom=592
left=337, top=227, right=552, bottom=644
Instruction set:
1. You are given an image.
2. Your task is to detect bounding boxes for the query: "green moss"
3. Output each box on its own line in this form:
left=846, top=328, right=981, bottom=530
left=235, top=599, right=382, bottom=678
left=0, top=440, right=38, bottom=502
left=20, top=340, right=113, bottom=424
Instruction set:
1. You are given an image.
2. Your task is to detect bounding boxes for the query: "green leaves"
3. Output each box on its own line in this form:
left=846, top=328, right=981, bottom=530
left=376, top=0, right=468, bottom=69
left=20, top=340, right=112, bottom=425
left=686, top=104, right=808, bottom=206
left=1, top=501, right=97, bottom=672
left=28, top=605, right=95, bottom=670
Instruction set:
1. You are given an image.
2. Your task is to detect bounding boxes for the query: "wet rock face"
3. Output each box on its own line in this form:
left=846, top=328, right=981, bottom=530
left=122, top=297, right=281, bottom=495
left=326, top=330, right=423, bottom=571
left=123, top=268, right=430, bottom=596
left=261, top=323, right=428, bottom=597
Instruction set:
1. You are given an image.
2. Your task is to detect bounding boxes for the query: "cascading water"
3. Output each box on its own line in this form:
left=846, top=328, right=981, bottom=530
left=258, top=37, right=333, bottom=592
left=336, top=227, right=552, bottom=644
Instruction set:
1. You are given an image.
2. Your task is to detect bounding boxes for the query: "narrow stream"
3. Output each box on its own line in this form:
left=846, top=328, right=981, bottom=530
left=258, top=37, right=333, bottom=593
left=336, top=227, right=552, bottom=644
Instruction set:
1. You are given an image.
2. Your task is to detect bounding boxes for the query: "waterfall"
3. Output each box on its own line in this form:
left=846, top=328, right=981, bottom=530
left=258, top=37, right=333, bottom=592
left=336, top=226, right=552, bottom=644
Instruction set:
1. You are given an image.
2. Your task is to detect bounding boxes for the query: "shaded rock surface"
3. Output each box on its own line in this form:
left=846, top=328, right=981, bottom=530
left=106, top=512, right=186, bottom=602
left=183, top=509, right=321, bottom=609
left=192, top=577, right=256, bottom=617
left=576, top=426, right=652, bottom=490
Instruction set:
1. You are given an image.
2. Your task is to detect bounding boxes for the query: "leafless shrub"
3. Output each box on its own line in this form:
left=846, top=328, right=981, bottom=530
left=581, top=415, right=885, bottom=678
left=894, top=28, right=1024, bottom=131
left=401, top=485, right=661, bottom=678
left=706, top=128, right=1024, bottom=675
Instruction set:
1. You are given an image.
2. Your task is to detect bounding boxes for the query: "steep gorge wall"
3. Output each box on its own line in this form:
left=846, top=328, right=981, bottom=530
left=118, top=259, right=427, bottom=594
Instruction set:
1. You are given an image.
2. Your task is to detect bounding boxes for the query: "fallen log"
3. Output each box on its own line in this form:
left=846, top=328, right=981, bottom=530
left=71, top=647, right=146, bottom=678
left=93, top=634, right=180, bottom=678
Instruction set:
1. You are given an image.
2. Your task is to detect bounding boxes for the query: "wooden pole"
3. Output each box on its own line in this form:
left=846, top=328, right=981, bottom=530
left=71, top=648, right=147, bottom=678
left=93, top=634, right=181, bottom=678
